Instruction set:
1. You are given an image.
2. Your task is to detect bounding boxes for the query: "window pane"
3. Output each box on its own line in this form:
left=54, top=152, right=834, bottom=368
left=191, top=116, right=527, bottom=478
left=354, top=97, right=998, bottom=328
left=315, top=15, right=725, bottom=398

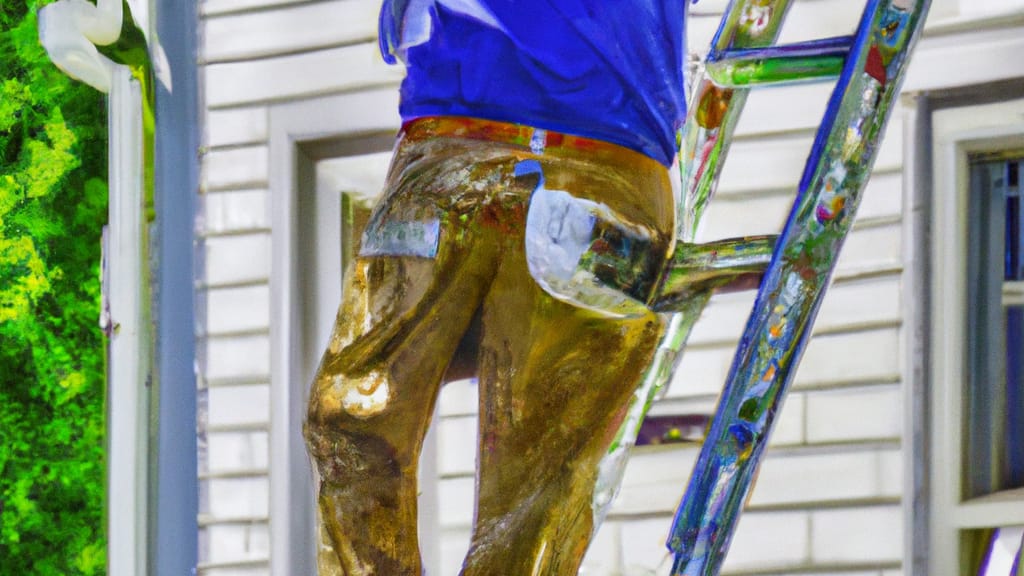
left=1008, top=306, right=1024, bottom=490
left=1007, top=194, right=1020, bottom=280
left=965, top=157, right=1024, bottom=499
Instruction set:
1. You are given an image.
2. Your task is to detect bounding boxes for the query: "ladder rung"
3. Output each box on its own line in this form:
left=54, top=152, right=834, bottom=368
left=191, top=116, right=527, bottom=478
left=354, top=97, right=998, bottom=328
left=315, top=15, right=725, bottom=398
left=653, top=235, right=777, bottom=312
left=706, top=35, right=853, bottom=87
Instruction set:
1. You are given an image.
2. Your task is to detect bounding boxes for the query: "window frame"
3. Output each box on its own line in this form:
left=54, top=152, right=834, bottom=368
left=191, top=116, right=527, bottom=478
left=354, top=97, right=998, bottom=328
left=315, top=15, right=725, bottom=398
left=267, top=89, right=403, bottom=575
left=928, top=95, right=1024, bottom=575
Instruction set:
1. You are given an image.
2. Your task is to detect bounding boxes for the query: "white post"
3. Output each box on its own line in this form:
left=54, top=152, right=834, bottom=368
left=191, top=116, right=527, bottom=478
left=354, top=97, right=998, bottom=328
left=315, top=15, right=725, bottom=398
left=39, top=3, right=160, bottom=574
left=105, top=66, right=151, bottom=576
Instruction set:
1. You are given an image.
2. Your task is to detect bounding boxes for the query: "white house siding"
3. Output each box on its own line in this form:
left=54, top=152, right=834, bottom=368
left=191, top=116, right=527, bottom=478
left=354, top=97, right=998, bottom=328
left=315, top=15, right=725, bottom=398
left=194, top=1, right=1024, bottom=575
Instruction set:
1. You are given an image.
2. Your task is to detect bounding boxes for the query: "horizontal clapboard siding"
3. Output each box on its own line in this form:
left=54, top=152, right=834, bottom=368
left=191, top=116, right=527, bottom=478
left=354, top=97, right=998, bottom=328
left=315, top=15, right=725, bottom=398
left=195, top=0, right=1024, bottom=573
left=204, top=42, right=402, bottom=108
left=202, top=0, right=379, bottom=63
left=202, top=0, right=315, bottom=17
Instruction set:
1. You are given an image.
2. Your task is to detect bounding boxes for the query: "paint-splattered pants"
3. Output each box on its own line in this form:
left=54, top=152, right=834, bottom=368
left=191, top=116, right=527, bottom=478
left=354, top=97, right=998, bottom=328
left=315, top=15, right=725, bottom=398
left=304, top=116, right=674, bottom=575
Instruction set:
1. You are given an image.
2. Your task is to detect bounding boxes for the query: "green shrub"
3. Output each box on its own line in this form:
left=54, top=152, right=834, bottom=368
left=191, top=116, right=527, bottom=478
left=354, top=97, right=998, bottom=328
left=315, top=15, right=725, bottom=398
left=1, top=1, right=108, bottom=574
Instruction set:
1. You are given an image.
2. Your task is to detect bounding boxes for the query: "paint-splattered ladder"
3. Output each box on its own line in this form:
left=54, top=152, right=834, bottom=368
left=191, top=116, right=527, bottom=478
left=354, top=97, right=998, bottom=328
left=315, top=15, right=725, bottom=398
left=664, top=1, right=931, bottom=574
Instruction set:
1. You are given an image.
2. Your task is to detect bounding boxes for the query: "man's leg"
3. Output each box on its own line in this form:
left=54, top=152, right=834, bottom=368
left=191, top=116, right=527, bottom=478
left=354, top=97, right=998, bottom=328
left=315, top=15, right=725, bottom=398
left=306, top=243, right=495, bottom=574
left=454, top=141, right=673, bottom=575
left=461, top=243, right=663, bottom=575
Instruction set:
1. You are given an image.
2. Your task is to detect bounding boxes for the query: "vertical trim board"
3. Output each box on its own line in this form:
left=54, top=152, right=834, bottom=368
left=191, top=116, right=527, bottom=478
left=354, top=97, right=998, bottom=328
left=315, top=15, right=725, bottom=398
left=268, top=88, right=399, bottom=575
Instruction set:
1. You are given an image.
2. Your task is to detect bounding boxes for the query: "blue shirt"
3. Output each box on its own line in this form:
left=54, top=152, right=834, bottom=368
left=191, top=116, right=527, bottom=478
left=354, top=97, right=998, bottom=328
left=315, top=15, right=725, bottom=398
left=380, top=0, right=688, bottom=167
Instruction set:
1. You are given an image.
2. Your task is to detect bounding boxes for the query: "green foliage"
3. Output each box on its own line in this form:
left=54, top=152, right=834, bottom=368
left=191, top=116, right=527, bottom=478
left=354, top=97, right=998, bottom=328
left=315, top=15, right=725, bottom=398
left=1, top=1, right=109, bottom=574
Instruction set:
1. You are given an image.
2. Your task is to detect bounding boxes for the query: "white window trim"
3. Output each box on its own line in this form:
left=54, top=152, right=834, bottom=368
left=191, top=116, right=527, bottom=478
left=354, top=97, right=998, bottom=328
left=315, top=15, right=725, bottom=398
left=929, top=96, right=1024, bottom=574
left=268, top=89, right=407, bottom=575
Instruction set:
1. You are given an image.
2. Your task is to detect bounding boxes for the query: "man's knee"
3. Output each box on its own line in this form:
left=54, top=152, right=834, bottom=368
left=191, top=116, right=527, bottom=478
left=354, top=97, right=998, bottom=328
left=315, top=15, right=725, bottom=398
left=307, top=366, right=393, bottom=423
left=304, top=368, right=404, bottom=485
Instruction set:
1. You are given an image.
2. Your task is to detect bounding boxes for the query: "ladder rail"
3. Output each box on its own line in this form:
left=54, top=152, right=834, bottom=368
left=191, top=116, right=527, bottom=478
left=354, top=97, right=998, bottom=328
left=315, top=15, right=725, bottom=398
left=667, top=1, right=931, bottom=574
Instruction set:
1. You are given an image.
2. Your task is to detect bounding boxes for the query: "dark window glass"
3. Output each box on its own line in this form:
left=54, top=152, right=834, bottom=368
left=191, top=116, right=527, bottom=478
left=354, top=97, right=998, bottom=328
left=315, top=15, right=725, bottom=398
left=1008, top=306, right=1023, bottom=491
left=965, top=157, right=1024, bottom=499
left=1006, top=194, right=1020, bottom=280
left=1004, top=159, right=1024, bottom=495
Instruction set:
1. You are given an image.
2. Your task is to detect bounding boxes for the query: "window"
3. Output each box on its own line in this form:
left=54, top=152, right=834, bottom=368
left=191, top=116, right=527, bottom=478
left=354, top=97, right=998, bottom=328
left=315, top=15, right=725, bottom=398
left=929, top=97, right=1024, bottom=576
left=963, top=155, right=1024, bottom=574
left=965, top=156, right=1024, bottom=502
